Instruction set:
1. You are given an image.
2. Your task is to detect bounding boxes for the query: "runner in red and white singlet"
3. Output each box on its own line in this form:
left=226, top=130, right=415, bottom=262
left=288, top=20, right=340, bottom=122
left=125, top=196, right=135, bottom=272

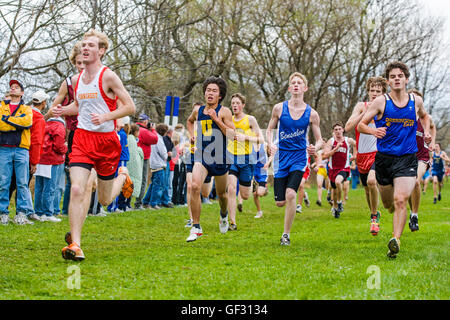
left=345, top=76, right=387, bottom=235
left=54, top=29, right=135, bottom=261
left=322, top=122, right=355, bottom=218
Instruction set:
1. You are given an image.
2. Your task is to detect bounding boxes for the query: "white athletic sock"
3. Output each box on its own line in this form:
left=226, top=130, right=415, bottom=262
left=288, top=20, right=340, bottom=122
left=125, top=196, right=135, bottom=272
left=282, top=233, right=290, bottom=238
left=411, top=212, right=418, bottom=218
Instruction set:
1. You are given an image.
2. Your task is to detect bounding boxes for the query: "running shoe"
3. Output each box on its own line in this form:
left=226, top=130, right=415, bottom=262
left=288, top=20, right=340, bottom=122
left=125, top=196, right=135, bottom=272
left=62, top=243, right=85, bottom=261
left=296, top=204, right=302, bottom=213
left=409, top=214, right=419, bottom=232
left=118, top=167, right=134, bottom=199
left=433, top=197, right=437, bottom=204
left=332, top=207, right=340, bottom=219
left=304, top=192, right=310, bottom=207
left=186, top=226, right=203, bottom=242
left=219, top=214, right=229, bottom=234
left=387, top=237, right=400, bottom=259
left=370, top=211, right=381, bottom=236
left=228, top=223, right=237, bottom=231
left=337, top=202, right=344, bottom=213
left=327, top=192, right=332, bottom=205
left=65, top=232, right=72, bottom=245
left=438, top=193, right=441, bottom=201
left=1, top=214, right=9, bottom=225
left=280, top=234, right=290, bottom=246
left=41, top=215, right=62, bottom=222
left=254, top=211, right=263, bottom=219
left=185, top=219, right=193, bottom=228
left=14, top=213, right=34, bottom=225
left=316, top=200, right=322, bottom=207
left=28, top=213, right=41, bottom=222
left=237, top=203, right=243, bottom=212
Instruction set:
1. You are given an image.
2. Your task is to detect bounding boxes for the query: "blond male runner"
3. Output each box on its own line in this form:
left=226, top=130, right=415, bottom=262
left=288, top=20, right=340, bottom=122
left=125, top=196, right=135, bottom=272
left=358, top=61, right=431, bottom=259
left=345, top=76, right=387, bottom=235
left=54, top=29, right=135, bottom=260
left=47, top=42, right=98, bottom=219
left=266, top=72, right=323, bottom=246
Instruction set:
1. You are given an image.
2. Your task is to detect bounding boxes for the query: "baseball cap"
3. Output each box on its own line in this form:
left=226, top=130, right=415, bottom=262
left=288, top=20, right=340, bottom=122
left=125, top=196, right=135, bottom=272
left=31, top=90, right=50, bottom=103
left=9, top=79, right=24, bottom=92
left=139, top=113, right=150, bottom=121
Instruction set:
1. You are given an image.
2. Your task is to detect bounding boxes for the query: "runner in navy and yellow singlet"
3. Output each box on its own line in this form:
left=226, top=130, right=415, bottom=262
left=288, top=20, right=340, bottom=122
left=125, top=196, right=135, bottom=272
left=184, top=102, right=213, bottom=229
left=185, top=76, right=235, bottom=242
left=358, top=61, right=431, bottom=259
left=266, top=72, right=323, bottom=246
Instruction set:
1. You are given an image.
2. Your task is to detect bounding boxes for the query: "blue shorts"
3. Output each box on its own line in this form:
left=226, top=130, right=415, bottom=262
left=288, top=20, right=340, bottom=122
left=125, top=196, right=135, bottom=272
left=196, top=162, right=230, bottom=177
left=422, top=170, right=430, bottom=180
left=253, top=165, right=268, bottom=184
left=432, top=171, right=444, bottom=183
left=273, top=149, right=307, bottom=179
left=229, top=163, right=255, bottom=187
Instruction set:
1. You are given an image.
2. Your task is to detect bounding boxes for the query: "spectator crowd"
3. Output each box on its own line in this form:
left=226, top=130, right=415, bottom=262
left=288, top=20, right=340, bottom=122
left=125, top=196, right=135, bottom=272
left=0, top=79, right=198, bottom=225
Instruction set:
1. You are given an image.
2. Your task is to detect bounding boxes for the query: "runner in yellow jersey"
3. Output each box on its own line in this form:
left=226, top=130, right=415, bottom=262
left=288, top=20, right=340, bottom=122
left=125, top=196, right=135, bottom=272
left=226, top=93, right=264, bottom=231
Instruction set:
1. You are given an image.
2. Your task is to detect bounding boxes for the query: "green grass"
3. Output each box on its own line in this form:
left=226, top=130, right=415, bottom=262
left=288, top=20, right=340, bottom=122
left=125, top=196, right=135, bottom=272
left=0, top=182, right=449, bottom=300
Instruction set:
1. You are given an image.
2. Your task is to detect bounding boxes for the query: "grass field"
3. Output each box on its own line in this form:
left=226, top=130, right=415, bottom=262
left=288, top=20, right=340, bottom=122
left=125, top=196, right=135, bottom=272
left=0, top=181, right=449, bottom=300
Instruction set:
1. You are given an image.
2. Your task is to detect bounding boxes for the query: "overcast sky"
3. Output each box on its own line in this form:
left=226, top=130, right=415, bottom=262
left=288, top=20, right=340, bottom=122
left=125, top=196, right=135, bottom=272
left=420, top=0, right=450, bottom=33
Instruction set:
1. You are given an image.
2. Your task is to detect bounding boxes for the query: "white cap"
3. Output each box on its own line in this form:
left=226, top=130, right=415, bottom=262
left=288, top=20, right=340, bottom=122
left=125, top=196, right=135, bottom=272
left=122, top=116, right=130, bottom=125
left=31, top=90, right=49, bottom=103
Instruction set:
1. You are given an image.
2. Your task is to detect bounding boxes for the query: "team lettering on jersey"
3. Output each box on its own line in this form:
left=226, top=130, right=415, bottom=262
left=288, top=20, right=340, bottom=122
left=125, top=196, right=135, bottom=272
left=385, top=118, right=415, bottom=127
left=78, top=92, right=99, bottom=100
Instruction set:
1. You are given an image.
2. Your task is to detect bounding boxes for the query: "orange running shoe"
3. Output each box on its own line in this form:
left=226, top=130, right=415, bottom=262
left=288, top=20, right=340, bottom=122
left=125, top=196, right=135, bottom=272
left=370, top=211, right=380, bottom=236
left=119, top=167, right=134, bottom=199
left=62, top=243, right=85, bottom=261
left=65, top=231, right=72, bottom=245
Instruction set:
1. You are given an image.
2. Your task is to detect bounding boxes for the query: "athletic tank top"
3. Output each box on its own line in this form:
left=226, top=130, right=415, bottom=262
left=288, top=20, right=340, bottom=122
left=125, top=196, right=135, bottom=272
left=355, top=102, right=377, bottom=154
left=329, top=137, right=350, bottom=170
left=374, top=93, right=417, bottom=156
left=432, top=151, right=444, bottom=173
left=195, top=104, right=228, bottom=165
left=255, top=143, right=267, bottom=168
left=75, top=66, right=117, bottom=132
left=63, top=76, right=78, bottom=131
left=227, top=114, right=253, bottom=155
left=415, top=118, right=430, bottom=161
left=277, top=101, right=311, bottom=151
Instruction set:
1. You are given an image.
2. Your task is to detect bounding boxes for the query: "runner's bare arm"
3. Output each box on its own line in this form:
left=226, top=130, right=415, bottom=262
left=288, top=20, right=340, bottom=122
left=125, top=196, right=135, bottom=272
left=415, top=96, right=431, bottom=144
left=236, top=116, right=264, bottom=144
left=266, top=103, right=282, bottom=156
left=90, top=70, right=135, bottom=126
left=344, top=102, right=364, bottom=133
left=186, top=105, right=200, bottom=144
left=357, top=95, right=386, bottom=138
left=321, top=139, right=335, bottom=159
left=207, top=106, right=235, bottom=139
left=45, top=80, right=68, bottom=120
left=348, top=138, right=357, bottom=161
left=308, top=109, right=323, bottom=154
